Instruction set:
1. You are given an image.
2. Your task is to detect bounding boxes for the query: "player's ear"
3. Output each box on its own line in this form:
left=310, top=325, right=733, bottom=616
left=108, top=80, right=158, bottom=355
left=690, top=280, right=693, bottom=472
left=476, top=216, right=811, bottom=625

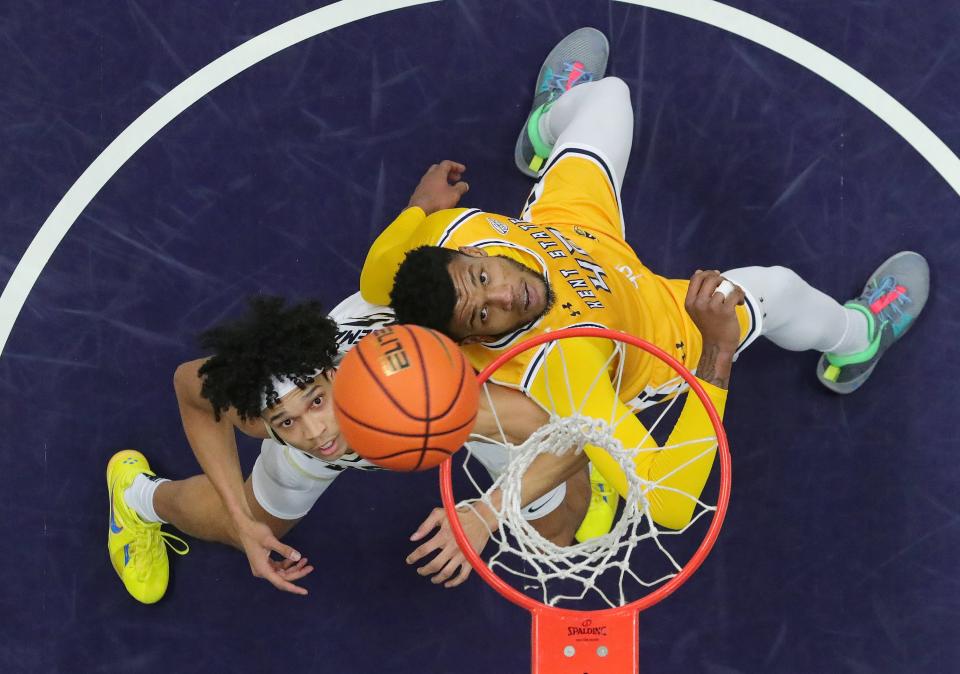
left=459, top=246, right=487, bottom=258
left=323, top=367, right=337, bottom=382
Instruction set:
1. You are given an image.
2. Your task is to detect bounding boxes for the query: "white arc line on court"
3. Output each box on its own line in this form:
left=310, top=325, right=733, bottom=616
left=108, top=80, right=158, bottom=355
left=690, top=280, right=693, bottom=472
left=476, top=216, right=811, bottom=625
left=0, top=0, right=438, bottom=356
left=615, top=0, right=960, bottom=194
left=2, top=0, right=956, bottom=358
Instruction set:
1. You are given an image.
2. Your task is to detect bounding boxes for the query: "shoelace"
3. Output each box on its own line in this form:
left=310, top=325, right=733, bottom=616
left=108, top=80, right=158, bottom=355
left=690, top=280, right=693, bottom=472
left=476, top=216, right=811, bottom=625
left=132, top=527, right=190, bottom=581
left=863, top=275, right=911, bottom=323
left=540, top=61, right=595, bottom=99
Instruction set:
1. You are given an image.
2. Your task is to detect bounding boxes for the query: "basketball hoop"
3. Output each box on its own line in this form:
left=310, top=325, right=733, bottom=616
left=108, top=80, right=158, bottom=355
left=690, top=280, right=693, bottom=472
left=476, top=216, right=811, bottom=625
left=440, top=327, right=731, bottom=673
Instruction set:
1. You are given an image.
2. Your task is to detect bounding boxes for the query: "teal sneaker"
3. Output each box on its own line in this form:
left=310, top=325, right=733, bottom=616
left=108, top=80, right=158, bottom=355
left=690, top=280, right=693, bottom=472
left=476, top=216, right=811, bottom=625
left=515, top=27, right=609, bottom=178
left=817, top=251, right=929, bottom=394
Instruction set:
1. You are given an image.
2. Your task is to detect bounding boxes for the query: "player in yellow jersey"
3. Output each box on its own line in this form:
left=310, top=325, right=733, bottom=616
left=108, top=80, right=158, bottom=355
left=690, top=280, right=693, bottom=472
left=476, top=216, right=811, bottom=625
left=361, top=29, right=929, bottom=532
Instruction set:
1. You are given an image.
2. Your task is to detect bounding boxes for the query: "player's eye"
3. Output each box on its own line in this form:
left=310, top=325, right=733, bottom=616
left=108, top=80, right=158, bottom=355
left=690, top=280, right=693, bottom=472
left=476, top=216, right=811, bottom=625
left=479, top=271, right=488, bottom=285
left=480, top=307, right=488, bottom=322
left=312, top=396, right=324, bottom=407
left=280, top=419, right=294, bottom=428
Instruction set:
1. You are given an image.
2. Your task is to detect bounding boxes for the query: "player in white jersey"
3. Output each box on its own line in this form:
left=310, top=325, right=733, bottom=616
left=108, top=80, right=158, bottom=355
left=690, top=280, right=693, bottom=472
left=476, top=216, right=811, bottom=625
left=105, top=293, right=586, bottom=604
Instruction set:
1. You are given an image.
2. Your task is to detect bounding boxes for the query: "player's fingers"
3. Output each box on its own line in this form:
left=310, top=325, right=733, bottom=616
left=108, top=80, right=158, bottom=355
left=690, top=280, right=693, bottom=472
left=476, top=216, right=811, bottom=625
left=696, top=272, right=724, bottom=303
left=453, top=180, right=470, bottom=195
left=266, top=538, right=302, bottom=562
left=410, top=507, right=446, bottom=541
left=259, top=562, right=309, bottom=595
left=278, top=564, right=314, bottom=582
left=440, top=159, right=466, bottom=174
left=277, top=557, right=308, bottom=572
left=710, top=280, right=745, bottom=307
left=268, top=574, right=309, bottom=596
left=406, top=533, right=446, bottom=564
left=444, top=562, right=473, bottom=588
left=417, top=549, right=453, bottom=576
left=708, top=289, right=727, bottom=309
left=430, top=557, right=461, bottom=585
left=685, top=270, right=706, bottom=309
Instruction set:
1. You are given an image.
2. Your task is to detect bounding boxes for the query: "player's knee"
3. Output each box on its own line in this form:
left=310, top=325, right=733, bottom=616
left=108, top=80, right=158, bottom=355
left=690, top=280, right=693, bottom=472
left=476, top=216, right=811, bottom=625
left=761, top=265, right=804, bottom=302
left=594, top=76, right=631, bottom=109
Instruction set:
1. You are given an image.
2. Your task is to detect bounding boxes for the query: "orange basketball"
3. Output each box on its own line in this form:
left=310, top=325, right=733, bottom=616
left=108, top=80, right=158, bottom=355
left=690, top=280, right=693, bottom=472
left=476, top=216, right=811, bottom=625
left=333, top=324, right=479, bottom=471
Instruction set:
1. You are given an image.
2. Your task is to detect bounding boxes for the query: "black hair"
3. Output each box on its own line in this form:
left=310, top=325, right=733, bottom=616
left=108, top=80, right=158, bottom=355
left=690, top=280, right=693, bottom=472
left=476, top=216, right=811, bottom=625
left=389, top=246, right=459, bottom=336
left=196, top=296, right=339, bottom=421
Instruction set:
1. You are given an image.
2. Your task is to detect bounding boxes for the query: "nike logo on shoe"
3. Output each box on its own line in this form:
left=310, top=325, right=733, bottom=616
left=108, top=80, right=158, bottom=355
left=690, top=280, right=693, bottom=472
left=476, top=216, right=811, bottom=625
left=564, top=61, right=586, bottom=90
left=109, top=484, right=124, bottom=534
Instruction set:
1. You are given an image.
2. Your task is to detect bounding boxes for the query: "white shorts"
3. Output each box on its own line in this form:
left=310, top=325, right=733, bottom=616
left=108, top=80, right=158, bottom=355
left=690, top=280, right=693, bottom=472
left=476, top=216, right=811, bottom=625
left=251, top=441, right=341, bottom=520
left=250, top=439, right=567, bottom=522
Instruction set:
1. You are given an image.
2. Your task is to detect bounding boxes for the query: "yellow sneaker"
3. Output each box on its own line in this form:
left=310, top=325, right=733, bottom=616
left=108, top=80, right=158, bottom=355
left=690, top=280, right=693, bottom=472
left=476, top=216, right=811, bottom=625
left=574, top=465, right=620, bottom=542
left=106, top=450, right=188, bottom=604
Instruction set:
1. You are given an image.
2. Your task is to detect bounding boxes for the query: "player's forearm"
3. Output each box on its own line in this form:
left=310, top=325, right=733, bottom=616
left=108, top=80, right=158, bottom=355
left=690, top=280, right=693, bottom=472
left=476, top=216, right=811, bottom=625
left=359, top=206, right=427, bottom=306
left=695, top=343, right=734, bottom=390
left=481, top=449, right=589, bottom=525
left=173, top=362, right=252, bottom=521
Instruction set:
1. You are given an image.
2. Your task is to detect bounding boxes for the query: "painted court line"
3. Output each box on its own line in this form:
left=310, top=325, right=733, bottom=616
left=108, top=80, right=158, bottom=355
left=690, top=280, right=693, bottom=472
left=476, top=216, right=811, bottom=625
left=1, top=0, right=956, bottom=358
left=0, top=0, right=437, bottom=356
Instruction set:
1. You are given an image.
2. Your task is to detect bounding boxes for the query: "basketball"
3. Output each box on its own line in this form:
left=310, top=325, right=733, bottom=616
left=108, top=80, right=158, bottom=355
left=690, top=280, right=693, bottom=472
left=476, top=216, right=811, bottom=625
left=333, top=324, right=479, bottom=471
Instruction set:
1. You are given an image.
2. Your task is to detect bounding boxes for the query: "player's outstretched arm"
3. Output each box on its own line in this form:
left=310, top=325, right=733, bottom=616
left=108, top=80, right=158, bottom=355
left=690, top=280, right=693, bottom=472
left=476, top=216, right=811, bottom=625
left=173, top=358, right=309, bottom=595
left=408, top=383, right=587, bottom=588
left=359, top=161, right=469, bottom=306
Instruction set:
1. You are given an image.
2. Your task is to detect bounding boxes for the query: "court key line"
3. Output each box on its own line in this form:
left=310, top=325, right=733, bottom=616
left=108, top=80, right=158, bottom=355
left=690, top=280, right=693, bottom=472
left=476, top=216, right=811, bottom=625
left=2, top=0, right=957, bottom=357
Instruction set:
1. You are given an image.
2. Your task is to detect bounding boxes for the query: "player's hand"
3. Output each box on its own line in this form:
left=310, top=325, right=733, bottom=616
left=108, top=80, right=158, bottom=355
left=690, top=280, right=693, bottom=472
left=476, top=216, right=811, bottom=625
left=406, top=161, right=470, bottom=215
left=407, top=505, right=491, bottom=588
left=235, top=515, right=312, bottom=595
left=684, top=269, right=744, bottom=356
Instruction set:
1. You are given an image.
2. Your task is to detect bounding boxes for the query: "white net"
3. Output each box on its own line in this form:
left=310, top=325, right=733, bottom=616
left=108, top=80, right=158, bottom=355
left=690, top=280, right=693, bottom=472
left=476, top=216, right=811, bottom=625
left=456, top=335, right=723, bottom=610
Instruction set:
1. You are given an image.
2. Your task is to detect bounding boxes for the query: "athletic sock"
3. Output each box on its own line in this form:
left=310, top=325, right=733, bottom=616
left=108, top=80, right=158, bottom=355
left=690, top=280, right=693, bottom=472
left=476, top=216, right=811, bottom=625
left=538, top=107, right=559, bottom=147
left=123, top=473, right=170, bottom=524
left=825, top=306, right=870, bottom=356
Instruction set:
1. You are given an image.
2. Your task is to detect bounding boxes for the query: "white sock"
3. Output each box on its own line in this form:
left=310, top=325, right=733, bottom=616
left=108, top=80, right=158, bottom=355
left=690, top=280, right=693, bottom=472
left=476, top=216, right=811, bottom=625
left=722, top=266, right=872, bottom=354
left=826, top=307, right=871, bottom=356
left=537, top=110, right=558, bottom=147
left=123, top=473, right=170, bottom=523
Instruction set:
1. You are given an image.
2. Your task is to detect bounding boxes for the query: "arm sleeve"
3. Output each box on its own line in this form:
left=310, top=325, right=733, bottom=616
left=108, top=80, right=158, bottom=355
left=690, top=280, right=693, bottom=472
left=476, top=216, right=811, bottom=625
left=526, top=336, right=727, bottom=530
left=359, top=207, right=428, bottom=306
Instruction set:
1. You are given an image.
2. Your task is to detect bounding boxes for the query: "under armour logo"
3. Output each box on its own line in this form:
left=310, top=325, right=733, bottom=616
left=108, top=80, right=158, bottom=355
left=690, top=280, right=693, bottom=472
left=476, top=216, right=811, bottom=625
left=561, top=302, right=580, bottom=317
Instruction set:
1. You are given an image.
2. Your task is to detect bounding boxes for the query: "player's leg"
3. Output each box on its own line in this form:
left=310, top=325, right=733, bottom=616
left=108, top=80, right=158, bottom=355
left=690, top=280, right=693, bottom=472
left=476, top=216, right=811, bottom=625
left=108, top=441, right=331, bottom=603
left=151, top=473, right=299, bottom=547
left=467, top=441, right=591, bottom=545
left=536, top=77, right=634, bottom=194
left=527, top=466, right=591, bottom=546
left=723, top=252, right=929, bottom=391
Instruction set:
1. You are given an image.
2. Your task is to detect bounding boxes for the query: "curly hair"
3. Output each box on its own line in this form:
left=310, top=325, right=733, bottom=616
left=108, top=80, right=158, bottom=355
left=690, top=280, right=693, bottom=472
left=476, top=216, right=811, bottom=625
left=196, top=296, right=339, bottom=421
left=389, top=246, right=459, bottom=335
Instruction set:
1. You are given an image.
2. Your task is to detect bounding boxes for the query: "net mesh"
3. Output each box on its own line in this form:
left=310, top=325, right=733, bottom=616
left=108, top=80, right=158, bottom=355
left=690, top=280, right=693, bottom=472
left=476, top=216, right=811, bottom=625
left=456, top=336, right=721, bottom=609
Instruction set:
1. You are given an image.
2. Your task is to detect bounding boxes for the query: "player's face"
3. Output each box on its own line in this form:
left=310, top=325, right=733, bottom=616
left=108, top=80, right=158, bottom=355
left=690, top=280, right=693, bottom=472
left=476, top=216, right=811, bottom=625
left=262, top=371, right=349, bottom=462
left=446, top=247, right=555, bottom=342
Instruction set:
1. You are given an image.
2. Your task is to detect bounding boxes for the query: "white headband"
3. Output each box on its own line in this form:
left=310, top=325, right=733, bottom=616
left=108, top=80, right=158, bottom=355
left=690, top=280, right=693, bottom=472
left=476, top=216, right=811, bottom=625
left=260, top=369, right=323, bottom=411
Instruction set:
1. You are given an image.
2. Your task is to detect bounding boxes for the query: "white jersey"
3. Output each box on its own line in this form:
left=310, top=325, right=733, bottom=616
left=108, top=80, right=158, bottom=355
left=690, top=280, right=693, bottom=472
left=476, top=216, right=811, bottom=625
left=329, top=291, right=396, bottom=361
left=293, top=292, right=397, bottom=475
left=252, top=292, right=565, bottom=521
